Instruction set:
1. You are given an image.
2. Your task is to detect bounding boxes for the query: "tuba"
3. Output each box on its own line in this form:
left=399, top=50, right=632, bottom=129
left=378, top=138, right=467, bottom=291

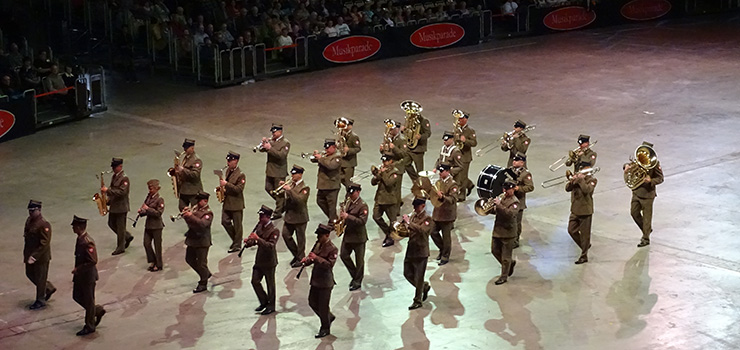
left=452, top=109, right=466, bottom=149
left=474, top=193, right=505, bottom=216
left=624, top=144, right=658, bottom=190
left=92, top=170, right=112, bottom=216
left=400, top=100, right=423, bottom=150
left=334, top=117, right=349, bottom=153
left=167, top=150, right=185, bottom=197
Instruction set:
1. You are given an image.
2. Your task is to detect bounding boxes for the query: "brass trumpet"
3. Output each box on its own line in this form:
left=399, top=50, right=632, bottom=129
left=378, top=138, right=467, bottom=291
left=549, top=140, right=598, bottom=171
left=541, top=166, right=600, bottom=189
left=92, top=170, right=113, bottom=216
left=252, top=137, right=270, bottom=152
left=170, top=204, right=194, bottom=222
left=301, top=150, right=326, bottom=161
left=270, top=177, right=293, bottom=196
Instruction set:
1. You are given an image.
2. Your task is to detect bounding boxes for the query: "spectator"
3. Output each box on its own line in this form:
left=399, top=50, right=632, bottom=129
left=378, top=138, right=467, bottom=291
left=194, top=24, right=209, bottom=46
left=437, top=5, right=450, bottom=20
left=350, top=6, right=362, bottom=23
left=43, top=64, right=67, bottom=94
left=247, top=6, right=263, bottom=26
left=392, top=9, right=404, bottom=25
left=61, top=65, right=77, bottom=87
left=152, top=0, right=170, bottom=23
left=179, top=29, right=194, bottom=57
left=215, top=1, right=230, bottom=24
left=311, top=24, right=322, bottom=36
left=276, top=27, right=294, bottom=48
left=459, top=1, right=471, bottom=15
left=335, top=17, right=350, bottom=36
left=341, top=7, right=352, bottom=24
left=295, top=3, right=310, bottom=21
left=218, top=23, right=235, bottom=48
left=362, top=4, right=374, bottom=21
left=243, top=30, right=256, bottom=46
left=323, top=19, right=338, bottom=37
left=235, top=8, right=250, bottom=34
left=381, top=11, right=395, bottom=26
left=205, top=24, right=216, bottom=38
left=7, top=43, right=24, bottom=68
left=0, top=49, right=10, bottom=75
left=424, top=8, right=436, bottom=21
left=234, top=36, right=245, bottom=48
left=1, top=74, right=20, bottom=97
left=502, top=0, right=518, bottom=15
left=298, top=20, right=311, bottom=37
left=349, top=16, right=363, bottom=34
left=19, top=57, right=41, bottom=91
left=193, top=15, right=205, bottom=32
left=34, top=50, right=53, bottom=77
left=173, top=6, right=188, bottom=27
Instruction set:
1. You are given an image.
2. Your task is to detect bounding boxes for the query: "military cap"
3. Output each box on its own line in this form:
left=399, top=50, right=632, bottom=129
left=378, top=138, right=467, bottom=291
left=459, top=111, right=470, bottom=119
left=578, top=134, right=590, bottom=144
left=347, top=118, right=355, bottom=125
left=442, top=130, right=455, bottom=140
left=226, top=150, right=241, bottom=160
left=182, top=138, right=196, bottom=148
left=111, top=157, right=124, bottom=167
left=394, top=120, right=402, bottom=128
left=258, top=205, right=274, bottom=217
left=28, top=200, right=42, bottom=209
left=71, top=215, right=88, bottom=225
left=147, top=179, right=160, bottom=187
left=348, top=183, right=362, bottom=193
left=381, top=153, right=395, bottom=162
left=513, top=152, right=526, bottom=162
left=412, top=198, right=426, bottom=207
left=503, top=181, right=517, bottom=190
left=580, top=161, right=593, bottom=168
left=291, top=165, right=305, bottom=174
left=270, top=123, right=283, bottom=132
left=514, top=120, right=527, bottom=128
left=437, top=163, right=451, bottom=172
left=195, top=191, right=210, bottom=200
left=315, top=223, right=333, bottom=236
left=324, top=139, right=336, bottom=148
left=642, top=141, right=654, bottom=148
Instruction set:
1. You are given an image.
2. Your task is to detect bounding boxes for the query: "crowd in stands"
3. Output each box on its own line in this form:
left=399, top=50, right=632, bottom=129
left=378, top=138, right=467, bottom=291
left=0, top=44, right=76, bottom=101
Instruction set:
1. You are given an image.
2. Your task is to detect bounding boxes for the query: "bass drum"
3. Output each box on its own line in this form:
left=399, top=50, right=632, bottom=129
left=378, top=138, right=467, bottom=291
left=476, top=164, right=508, bottom=199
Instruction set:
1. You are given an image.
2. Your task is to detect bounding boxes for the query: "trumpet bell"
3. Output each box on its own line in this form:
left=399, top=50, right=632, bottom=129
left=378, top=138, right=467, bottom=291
left=474, top=198, right=494, bottom=216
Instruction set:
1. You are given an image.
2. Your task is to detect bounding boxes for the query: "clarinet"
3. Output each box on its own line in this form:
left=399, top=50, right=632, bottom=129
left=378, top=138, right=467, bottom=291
left=296, top=240, right=321, bottom=280
left=132, top=193, right=152, bottom=228
left=238, top=222, right=262, bottom=258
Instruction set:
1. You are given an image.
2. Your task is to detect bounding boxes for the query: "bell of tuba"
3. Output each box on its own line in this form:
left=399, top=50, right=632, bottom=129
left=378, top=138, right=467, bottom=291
left=429, top=180, right=445, bottom=208
left=400, top=100, right=423, bottom=150
left=623, top=145, right=658, bottom=190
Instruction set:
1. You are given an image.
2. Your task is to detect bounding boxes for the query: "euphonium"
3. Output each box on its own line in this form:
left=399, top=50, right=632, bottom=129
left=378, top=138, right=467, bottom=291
left=92, top=170, right=112, bottom=216
left=381, top=118, right=397, bottom=149
left=624, top=145, right=658, bottom=190
left=334, top=197, right=351, bottom=237
left=474, top=193, right=505, bottom=216
left=400, top=100, right=423, bottom=150
left=167, top=150, right=185, bottom=197
left=270, top=176, right=293, bottom=196
left=452, top=109, right=466, bottom=149
left=429, top=180, right=445, bottom=208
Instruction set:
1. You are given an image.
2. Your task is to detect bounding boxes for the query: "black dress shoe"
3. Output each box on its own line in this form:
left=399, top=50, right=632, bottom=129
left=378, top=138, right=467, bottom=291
left=125, top=235, right=134, bottom=248
left=382, top=240, right=394, bottom=247
left=408, top=301, right=423, bottom=310
left=76, top=327, right=95, bottom=336
left=192, top=284, right=207, bottom=293
left=349, top=284, right=361, bottom=291
left=508, top=260, right=516, bottom=276
left=228, top=247, right=240, bottom=253
left=254, top=304, right=266, bottom=312
left=575, top=257, right=588, bottom=265
left=45, top=287, right=57, bottom=301
left=111, top=250, right=125, bottom=256
left=438, top=259, right=449, bottom=266
left=435, top=254, right=441, bottom=261
left=330, top=314, right=336, bottom=324
left=260, top=308, right=275, bottom=315
left=637, top=241, right=650, bottom=247
left=513, top=241, right=520, bottom=249
left=28, top=300, right=46, bottom=310
left=315, top=329, right=330, bottom=338
left=95, top=309, right=106, bottom=326
left=494, top=276, right=507, bottom=285
left=291, top=261, right=303, bottom=268
left=422, top=283, right=430, bottom=301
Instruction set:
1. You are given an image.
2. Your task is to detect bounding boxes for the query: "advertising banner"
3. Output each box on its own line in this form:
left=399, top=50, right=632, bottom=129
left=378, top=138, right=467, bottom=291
left=0, top=94, right=36, bottom=143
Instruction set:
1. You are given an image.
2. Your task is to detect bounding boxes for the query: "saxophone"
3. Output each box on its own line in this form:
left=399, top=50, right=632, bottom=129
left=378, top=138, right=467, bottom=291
left=167, top=150, right=185, bottom=197
left=401, top=100, right=422, bottom=150
left=92, top=170, right=112, bottom=216
left=334, top=197, right=351, bottom=237
left=213, top=166, right=228, bottom=203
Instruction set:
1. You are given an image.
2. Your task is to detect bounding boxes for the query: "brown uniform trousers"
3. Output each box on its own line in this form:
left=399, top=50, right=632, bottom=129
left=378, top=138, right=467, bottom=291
left=566, top=148, right=598, bottom=171
left=430, top=176, right=459, bottom=262
left=501, top=133, right=530, bottom=168
left=629, top=162, right=664, bottom=243
left=283, top=180, right=310, bottom=262
left=492, top=196, right=520, bottom=277
left=341, top=131, right=362, bottom=191
left=108, top=171, right=132, bottom=252
left=340, top=197, right=369, bottom=287
left=511, top=167, right=534, bottom=245
left=372, top=167, right=402, bottom=241
left=405, top=211, right=432, bottom=303
left=313, top=152, right=342, bottom=222
left=24, top=216, right=55, bottom=302
left=252, top=221, right=280, bottom=309
left=141, top=193, right=165, bottom=269
left=308, top=241, right=338, bottom=333
left=566, top=176, right=597, bottom=259
left=261, top=136, right=290, bottom=214
left=184, top=205, right=213, bottom=286
left=222, top=167, right=246, bottom=250
left=456, top=124, right=478, bottom=195
left=178, top=153, right=203, bottom=210
left=73, top=233, right=104, bottom=331
left=404, top=117, right=431, bottom=182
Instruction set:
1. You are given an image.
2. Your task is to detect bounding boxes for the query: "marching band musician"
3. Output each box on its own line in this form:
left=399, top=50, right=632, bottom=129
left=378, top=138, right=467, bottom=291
left=24, top=200, right=56, bottom=310
left=491, top=181, right=520, bottom=285
left=70, top=215, right=106, bottom=336
left=402, top=112, right=432, bottom=182
left=220, top=151, right=246, bottom=253
left=339, top=183, right=369, bottom=291
left=380, top=120, right=411, bottom=174
left=433, top=131, right=464, bottom=201
left=245, top=205, right=280, bottom=315
left=566, top=163, right=598, bottom=264
left=176, top=138, right=204, bottom=211
left=138, top=180, right=165, bottom=271
left=501, top=120, right=531, bottom=168
left=402, top=198, right=433, bottom=310
left=429, top=163, right=459, bottom=266
left=565, top=134, right=597, bottom=171
left=303, top=224, right=339, bottom=338
left=312, top=139, right=343, bottom=223
left=103, top=157, right=133, bottom=255
left=282, top=165, right=310, bottom=268
left=509, top=152, right=534, bottom=249
left=182, top=191, right=213, bottom=293
left=340, top=118, right=362, bottom=194
left=453, top=111, right=477, bottom=200
left=259, top=124, right=290, bottom=220
left=624, top=141, right=664, bottom=247
left=373, top=153, right=403, bottom=248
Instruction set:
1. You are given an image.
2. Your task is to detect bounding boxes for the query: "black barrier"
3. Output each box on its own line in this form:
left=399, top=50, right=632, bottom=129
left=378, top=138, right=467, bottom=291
left=309, top=16, right=481, bottom=70
left=0, top=91, right=37, bottom=143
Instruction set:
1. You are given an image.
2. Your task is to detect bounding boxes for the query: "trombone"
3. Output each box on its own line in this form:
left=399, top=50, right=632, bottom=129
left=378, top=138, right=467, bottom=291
left=548, top=140, right=598, bottom=172
left=475, top=124, right=536, bottom=157
left=541, top=167, right=600, bottom=189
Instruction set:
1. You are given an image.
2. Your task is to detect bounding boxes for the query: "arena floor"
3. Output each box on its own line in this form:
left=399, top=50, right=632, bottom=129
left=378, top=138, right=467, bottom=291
left=2, top=14, right=740, bottom=350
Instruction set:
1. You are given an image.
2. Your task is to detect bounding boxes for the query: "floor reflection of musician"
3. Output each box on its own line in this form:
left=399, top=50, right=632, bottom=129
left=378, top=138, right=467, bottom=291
left=509, top=152, right=533, bottom=249
left=403, top=198, right=433, bottom=310
left=430, top=163, right=459, bottom=266
left=454, top=112, right=477, bottom=199
left=303, top=224, right=339, bottom=339
left=492, top=181, right=519, bottom=285
left=340, top=183, right=369, bottom=291
left=566, top=163, right=597, bottom=264
left=434, top=131, right=464, bottom=201
left=372, top=154, right=403, bottom=248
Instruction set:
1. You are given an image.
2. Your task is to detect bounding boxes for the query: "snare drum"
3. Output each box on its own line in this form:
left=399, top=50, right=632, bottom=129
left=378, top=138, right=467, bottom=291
left=476, top=164, right=508, bottom=199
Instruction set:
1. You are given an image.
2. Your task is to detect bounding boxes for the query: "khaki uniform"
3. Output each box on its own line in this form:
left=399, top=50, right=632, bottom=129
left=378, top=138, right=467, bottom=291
left=628, top=162, right=664, bottom=243
left=456, top=124, right=478, bottom=194
left=72, top=232, right=104, bottom=331
left=405, top=116, right=432, bottom=181
left=184, top=205, right=213, bottom=286
left=340, top=131, right=362, bottom=190
left=492, top=195, right=519, bottom=277
left=313, top=152, right=342, bottom=221
left=283, top=180, right=310, bottom=262
left=141, top=193, right=165, bottom=269
left=372, top=167, right=402, bottom=240
left=251, top=221, right=280, bottom=310
left=430, top=176, right=459, bottom=262
left=566, top=175, right=597, bottom=259
left=434, top=145, right=464, bottom=199
left=566, top=148, right=598, bottom=171
left=404, top=210, right=433, bottom=303
left=107, top=171, right=133, bottom=252
left=308, top=240, right=338, bottom=333
left=178, top=153, right=203, bottom=209
left=261, top=136, right=290, bottom=214
left=340, top=197, right=369, bottom=287
left=222, top=167, right=246, bottom=250
left=501, top=133, right=530, bottom=168
left=24, top=215, right=55, bottom=302
left=511, top=167, right=534, bottom=245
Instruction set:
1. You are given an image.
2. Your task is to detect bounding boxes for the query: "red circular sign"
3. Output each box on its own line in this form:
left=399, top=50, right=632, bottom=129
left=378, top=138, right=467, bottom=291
left=543, top=6, right=596, bottom=31
left=621, top=0, right=671, bottom=21
left=410, top=23, right=465, bottom=49
left=323, top=36, right=382, bottom=64
left=0, top=110, right=16, bottom=139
